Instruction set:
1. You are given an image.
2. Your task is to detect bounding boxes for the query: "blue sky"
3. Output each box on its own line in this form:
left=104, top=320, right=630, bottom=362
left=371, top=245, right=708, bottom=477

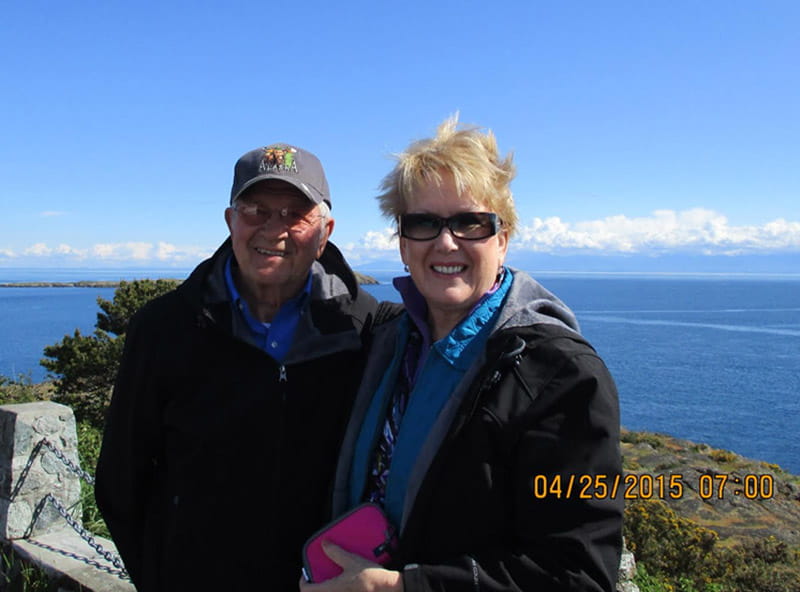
left=2, top=1, right=798, bottom=272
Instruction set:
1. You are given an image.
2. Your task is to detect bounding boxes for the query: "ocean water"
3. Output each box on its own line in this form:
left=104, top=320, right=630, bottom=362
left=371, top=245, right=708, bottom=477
left=534, top=274, right=799, bottom=476
left=0, top=268, right=191, bottom=283
left=1, top=270, right=798, bottom=474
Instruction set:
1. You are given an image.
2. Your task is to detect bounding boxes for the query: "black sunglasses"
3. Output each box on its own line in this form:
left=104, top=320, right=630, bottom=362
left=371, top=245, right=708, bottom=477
left=399, top=212, right=501, bottom=241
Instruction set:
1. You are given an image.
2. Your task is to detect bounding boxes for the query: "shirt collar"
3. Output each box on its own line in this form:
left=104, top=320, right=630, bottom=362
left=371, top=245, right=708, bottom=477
left=393, top=267, right=509, bottom=357
left=224, top=255, right=312, bottom=332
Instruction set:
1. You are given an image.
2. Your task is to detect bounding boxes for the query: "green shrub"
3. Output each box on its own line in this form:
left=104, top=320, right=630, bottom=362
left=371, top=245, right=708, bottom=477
left=77, top=421, right=108, bottom=538
left=718, top=537, right=800, bottom=592
left=40, top=329, right=123, bottom=428
left=622, top=457, right=642, bottom=471
left=0, top=546, right=51, bottom=591
left=621, top=430, right=666, bottom=449
left=624, top=499, right=720, bottom=589
left=708, top=449, right=738, bottom=464
left=654, top=460, right=681, bottom=471
left=760, top=461, right=784, bottom=474
left=41, top=279, right=179, bottom=429
left=0, top=374, right=43, bottom=405
left=625, top=499, right=800, bottom=592
left=634, top=563, right=673, bottom=592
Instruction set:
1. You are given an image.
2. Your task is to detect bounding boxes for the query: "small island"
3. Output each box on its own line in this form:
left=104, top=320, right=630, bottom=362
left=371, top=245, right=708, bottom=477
left=0, top=272, right=380, bottom=288
left=0, top=281, right=123, bottom=288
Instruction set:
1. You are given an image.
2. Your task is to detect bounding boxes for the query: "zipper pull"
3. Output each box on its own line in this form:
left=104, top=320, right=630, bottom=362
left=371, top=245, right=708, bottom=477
left=279, top=365, right=287, bottom=382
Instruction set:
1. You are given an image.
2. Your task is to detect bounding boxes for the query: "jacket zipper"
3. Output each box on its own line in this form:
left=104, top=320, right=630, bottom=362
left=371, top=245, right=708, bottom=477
left=269, top=361, right=288, bottom=554
left=444, top=333, right=529, bottom=443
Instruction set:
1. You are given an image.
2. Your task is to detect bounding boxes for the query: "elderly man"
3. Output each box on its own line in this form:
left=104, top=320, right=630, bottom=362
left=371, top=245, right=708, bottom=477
left=96, top=145, right=395, bottom=591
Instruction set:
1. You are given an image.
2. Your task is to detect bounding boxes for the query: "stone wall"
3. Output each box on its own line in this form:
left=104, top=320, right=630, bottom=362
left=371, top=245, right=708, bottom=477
left=0, top=402, right=132, bottom=591
left=0, top=402, right=82, bottom=540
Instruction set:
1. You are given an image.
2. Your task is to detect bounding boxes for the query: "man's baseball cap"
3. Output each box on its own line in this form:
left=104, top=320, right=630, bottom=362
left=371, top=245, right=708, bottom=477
left=230, top=144, right=331, bottom=207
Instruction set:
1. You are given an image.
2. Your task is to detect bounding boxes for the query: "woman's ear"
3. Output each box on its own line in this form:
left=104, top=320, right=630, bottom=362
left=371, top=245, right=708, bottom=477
left=497, top=229, right=509, bottom=263
left=399, top=237, right=410, bottom=268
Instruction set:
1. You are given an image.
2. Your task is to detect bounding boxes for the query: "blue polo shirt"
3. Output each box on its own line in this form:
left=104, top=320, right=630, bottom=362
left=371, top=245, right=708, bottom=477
left=224, top=256, right=311, bottom=362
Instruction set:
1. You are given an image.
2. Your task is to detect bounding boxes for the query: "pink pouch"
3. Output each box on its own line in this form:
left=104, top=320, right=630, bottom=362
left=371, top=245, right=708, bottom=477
left=302, top=503, right=397, bottom=583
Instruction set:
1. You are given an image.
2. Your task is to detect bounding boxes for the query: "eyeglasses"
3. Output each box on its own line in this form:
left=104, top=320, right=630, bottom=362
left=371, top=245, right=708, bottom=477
left=232, top=202, right=323, bottom=231
left=399, top=212, right=501, bottom=241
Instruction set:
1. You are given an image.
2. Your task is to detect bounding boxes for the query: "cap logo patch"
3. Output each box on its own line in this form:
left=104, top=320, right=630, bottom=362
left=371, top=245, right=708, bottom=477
left=259, top=145, right=299, bottom=174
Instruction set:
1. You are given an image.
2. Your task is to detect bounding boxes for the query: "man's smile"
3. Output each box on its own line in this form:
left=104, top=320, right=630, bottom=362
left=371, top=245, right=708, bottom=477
left=254, top=247, right=287, bottom=257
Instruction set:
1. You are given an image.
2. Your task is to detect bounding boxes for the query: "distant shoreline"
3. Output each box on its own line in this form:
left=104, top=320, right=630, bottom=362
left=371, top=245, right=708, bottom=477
left=0, top=281, right=125, bottom=288
left=0, top=272, right=379, bottom=288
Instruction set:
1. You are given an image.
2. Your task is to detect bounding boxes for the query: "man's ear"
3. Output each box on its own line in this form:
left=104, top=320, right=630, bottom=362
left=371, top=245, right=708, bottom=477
left=224, top=207, right=234, bottom=234
left=316, top=217, right=335, bottom=258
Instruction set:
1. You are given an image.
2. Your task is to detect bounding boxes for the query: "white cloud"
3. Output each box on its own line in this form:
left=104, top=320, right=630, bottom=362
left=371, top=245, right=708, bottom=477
left=512, top=209, right=800, bottom=255
left=156, top=242, right=212, bottom=262
left=91, top=241, right=153, bottom=262
left=340, top=228, right=400, bottom=264
left=156, top=242, right=177, bottom=260
left=55, top=244, right=88, bottom=257
left=40, top=211, right=66, bottom=217
left=24, top=243, right=52, bottom=256
left=340, top=209, right=800, bottom=264
left=361, top=227, right=398, bottom=251
left=10, top=241, right=211, bottom=266
left=92, top=242, right=153, bottom=260
left=7, top=209, right=800, bottom=268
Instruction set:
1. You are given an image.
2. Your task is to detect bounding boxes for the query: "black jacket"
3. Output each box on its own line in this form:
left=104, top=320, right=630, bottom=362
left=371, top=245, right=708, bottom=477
left=332, top=270, right=623, bottom=591
left=95, top=239, right=397, bottom=591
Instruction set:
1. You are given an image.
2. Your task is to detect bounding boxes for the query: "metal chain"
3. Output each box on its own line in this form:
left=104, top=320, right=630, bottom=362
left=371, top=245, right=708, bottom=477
left=40, top=438, right=96, bottom=485
left=9, top=441, right=43, bottom=500
left=44, top=493, right=129, bottom=580
left=28, top=439, right=128, bottom=579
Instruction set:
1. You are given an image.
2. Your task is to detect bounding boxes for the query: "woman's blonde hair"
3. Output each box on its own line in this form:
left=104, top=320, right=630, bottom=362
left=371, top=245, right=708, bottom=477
left=377, top=114, right=518, bottom=236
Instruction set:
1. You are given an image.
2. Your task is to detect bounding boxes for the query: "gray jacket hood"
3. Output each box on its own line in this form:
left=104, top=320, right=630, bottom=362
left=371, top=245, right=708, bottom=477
left=177, top=237, right=377, bottom=364
left=493, top=267, right=580, bottom=335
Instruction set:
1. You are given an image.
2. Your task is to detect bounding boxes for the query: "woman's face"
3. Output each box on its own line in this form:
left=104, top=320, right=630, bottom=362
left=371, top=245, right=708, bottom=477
left=400, top=173, right=509, bottom=338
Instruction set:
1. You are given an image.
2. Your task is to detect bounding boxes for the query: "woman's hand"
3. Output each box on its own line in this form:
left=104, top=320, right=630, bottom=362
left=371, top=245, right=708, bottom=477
left=299, top=541, right=404, bottom=592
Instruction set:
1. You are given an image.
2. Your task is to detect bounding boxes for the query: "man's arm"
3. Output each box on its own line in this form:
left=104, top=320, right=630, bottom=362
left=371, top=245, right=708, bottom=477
left=95, top=311, right=162, bottom=588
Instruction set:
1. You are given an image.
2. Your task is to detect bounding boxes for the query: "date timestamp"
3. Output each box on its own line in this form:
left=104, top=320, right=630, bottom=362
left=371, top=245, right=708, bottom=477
left=532, top=473, right=775, bottom=500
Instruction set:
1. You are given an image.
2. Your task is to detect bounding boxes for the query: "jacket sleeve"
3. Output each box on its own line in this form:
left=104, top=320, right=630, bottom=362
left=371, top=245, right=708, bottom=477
left=94, top=308, right=163, bottom=588
left=402, top=338, right=624, bottom=592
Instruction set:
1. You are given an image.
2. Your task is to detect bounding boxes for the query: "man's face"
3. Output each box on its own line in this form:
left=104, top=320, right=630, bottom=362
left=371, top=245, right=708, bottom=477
left=225, top=180, right=333, bottom=300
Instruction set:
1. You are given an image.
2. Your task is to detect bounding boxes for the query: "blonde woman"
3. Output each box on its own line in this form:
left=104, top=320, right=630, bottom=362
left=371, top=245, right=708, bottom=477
left=303, top=117, right=623, bottom=592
